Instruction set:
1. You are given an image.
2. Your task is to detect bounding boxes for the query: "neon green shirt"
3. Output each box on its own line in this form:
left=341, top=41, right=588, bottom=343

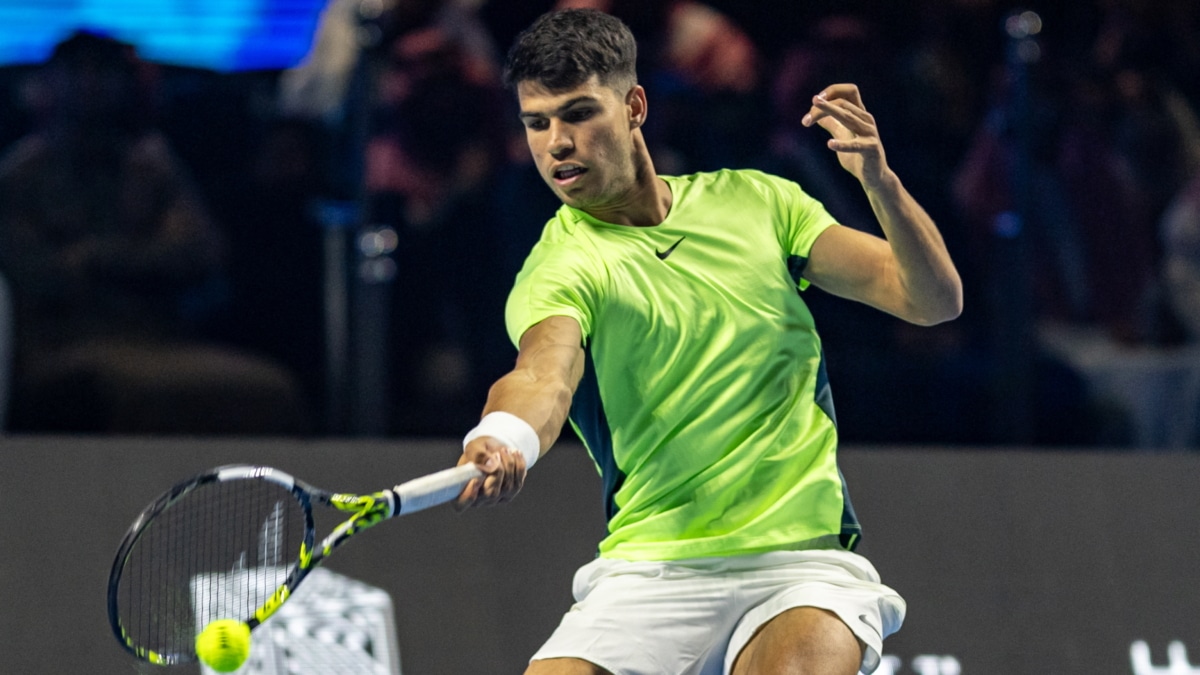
left=506, top=169, right=862, bottom=561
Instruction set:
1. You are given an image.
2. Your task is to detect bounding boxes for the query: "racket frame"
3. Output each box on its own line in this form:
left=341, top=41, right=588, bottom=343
left=108, top=462, right=482, bottom=665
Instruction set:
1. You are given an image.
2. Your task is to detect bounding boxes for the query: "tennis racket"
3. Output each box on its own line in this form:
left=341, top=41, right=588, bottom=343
left=107, top=462, right=482, bottom=666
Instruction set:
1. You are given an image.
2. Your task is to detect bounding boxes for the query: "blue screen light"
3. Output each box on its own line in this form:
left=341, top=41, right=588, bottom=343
left=0, top=0, right=328, bottom=71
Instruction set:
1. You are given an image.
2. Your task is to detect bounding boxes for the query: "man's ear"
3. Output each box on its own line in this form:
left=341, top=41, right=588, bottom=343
left=627, top=85, right=647, bottom=129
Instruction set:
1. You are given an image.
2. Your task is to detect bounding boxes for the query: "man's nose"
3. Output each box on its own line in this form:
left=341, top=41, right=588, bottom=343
left=548, top=121, right=573, bottom=159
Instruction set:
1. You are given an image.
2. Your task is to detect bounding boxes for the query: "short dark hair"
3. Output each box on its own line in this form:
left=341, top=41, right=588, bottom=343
left=503, top=9, right=637, bottom=93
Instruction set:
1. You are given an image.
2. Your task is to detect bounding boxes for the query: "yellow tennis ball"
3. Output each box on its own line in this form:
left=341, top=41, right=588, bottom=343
left=195, top=619, right=251, bottom=673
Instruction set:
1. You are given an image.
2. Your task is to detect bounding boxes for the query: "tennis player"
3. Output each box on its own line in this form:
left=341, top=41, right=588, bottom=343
left=455, top=9, right=961, bottom=675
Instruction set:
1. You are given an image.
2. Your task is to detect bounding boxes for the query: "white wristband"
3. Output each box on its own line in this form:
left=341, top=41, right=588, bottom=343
left=462, top=412, right=540, bottom=469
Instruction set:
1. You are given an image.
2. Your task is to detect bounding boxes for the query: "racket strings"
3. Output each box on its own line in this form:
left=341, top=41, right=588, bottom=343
left=116, top=479, right=307, bottom=662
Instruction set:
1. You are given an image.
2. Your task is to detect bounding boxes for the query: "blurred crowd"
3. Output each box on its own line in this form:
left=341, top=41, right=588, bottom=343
left=1, top=0, right=1199, bottom=447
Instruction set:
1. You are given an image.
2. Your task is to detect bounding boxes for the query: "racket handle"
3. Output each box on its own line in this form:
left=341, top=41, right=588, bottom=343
left=393, top=463, right=483, bottom=515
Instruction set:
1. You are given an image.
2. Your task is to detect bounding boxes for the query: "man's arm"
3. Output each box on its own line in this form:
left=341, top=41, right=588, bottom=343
left=455, top=315, right=585, bottom=509
left=800, top=83, right=963, bottom=326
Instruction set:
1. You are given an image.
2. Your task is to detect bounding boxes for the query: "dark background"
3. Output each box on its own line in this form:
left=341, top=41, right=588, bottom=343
left=3, top=0, right=1198, bottom=446
left=2, top=3, right=1199, bottom=673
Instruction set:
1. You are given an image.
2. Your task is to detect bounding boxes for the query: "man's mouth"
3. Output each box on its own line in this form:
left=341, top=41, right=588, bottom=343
left=553, top=165, right=587, bottom=184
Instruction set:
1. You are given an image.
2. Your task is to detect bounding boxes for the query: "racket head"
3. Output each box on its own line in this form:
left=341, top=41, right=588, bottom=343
left=107, top=465, right=315, bottom=665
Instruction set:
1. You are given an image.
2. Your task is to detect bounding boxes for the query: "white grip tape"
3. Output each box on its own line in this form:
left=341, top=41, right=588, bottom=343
left=462, top=411, right=540, bottom=469
left=394, top=463, right=482, bottom=515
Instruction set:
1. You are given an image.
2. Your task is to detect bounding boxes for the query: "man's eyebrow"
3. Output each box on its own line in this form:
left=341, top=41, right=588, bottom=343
left=518, top=95, right=598, bottom=121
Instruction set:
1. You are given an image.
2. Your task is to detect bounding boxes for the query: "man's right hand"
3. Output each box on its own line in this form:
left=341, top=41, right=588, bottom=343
left=453, top=435, right=528, bottom=511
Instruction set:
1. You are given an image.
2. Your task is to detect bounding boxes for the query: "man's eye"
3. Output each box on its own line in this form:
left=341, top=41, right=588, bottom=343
left=565, top=109, right=594, bottom=122
left=525, top=119, right=548, bottom=131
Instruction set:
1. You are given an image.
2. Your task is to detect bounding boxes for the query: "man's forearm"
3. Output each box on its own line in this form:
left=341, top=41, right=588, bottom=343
left=481, top=339, right=583, bottom=458
left=865, top=171, right=962, bottom=325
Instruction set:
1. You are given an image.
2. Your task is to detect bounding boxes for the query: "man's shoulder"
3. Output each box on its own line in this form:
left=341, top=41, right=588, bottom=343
left=538, top=203, right=590, bottom=242
left=521, top=207, right=603, bottom=267
left=666, top=168, right=793, bottom=194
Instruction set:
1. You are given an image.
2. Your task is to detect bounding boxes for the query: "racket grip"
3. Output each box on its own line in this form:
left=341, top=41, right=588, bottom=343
left=393, top=463, right=483, bottom=515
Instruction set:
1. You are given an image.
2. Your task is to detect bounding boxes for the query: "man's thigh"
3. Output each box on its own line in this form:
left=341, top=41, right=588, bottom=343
left=730, top=606, right=863, bottom=675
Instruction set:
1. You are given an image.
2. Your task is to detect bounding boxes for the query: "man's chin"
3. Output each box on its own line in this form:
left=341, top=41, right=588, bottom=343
left=547, top=178, right=601, bottom=211
left=553, top=189, right=584, bottom=209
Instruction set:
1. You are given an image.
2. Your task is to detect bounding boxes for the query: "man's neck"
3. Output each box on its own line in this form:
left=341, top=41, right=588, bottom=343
left=585, top=138, right=673, bottom=228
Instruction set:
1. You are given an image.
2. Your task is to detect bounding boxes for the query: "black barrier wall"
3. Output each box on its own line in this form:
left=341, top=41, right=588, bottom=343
left=0, top=438, right=1197, bottom=674
left=840, top=450, right=1200, bottom=675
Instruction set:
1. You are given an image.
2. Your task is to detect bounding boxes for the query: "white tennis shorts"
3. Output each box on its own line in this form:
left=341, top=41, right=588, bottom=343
left=530, top=548, right=906, bottom=675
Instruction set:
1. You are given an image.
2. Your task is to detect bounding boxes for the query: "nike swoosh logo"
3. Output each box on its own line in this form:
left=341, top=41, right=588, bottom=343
left=655, top=236, right=686, bottom=260
left=859, top=613, right=880, bottom=635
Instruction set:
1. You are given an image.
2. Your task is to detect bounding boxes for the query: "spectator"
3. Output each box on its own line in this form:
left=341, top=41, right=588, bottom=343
left=364, top=21, right=508, bottom=434
left=210, top=116, right=330, bottom=420
left=0, top=31, right=308, bottom=434
left=645, top=0, right=769, bottom=173
left=1162, top=173, right=1200, bottom=341
left=0, top=268, right=11, bottom=430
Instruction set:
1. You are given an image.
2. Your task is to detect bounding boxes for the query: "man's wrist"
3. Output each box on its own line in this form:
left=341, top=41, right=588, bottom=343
left=463, top=412, right=540, bottom=469
left=862, top=167, right=900, bottom=195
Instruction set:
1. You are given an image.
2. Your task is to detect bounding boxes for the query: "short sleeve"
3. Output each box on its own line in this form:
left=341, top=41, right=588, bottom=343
left=504, top=237, right=598, bottom=348
left=757, top=172, right=838, bottom=290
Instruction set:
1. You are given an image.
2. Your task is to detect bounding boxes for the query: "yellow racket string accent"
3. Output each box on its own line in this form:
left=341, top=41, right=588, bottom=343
left=250, top=491, right=395, bottom=626
left=121, top=627, right=169, bottom=664
left=318, top=492, right=393, bottom=556
left=298, top=541, right=313, bottom=569
left=330, top=491, right=393, bottom=532
left=255, top=586, right=291, bottom=624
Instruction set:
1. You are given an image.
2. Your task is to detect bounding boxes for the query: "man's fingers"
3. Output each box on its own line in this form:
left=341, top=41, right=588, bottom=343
left=499, top=449, right=526, bottom=503
left=827, top=137, right=873, bottom=154
left=801, top=84, right=867, bottom=128
left=812, top=98, right=875, bottom=138
left=823, top=98, right=873, bottom=129
left=477, top=449, right=512, bottom=506
left=456, top=440, right=527, bottom=510
left=817, top=83, right=864, bottom=106
left=454, top=478, right=480, bottom=512
left=472, top=450, right=499, bottom=472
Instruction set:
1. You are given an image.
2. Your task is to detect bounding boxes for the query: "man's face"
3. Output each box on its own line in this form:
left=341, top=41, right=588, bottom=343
left=517, top=75, right=641, bottom=212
